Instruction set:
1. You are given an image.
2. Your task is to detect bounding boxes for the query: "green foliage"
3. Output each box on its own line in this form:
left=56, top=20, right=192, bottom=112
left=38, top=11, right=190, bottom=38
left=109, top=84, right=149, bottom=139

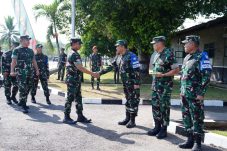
left=0, top=16, right=19, bottom=49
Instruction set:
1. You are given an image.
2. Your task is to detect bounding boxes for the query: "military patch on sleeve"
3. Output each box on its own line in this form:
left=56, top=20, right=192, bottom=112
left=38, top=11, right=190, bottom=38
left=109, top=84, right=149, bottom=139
left=200, top=51, right=212, bottom=71
left=130, top=52, right=140, bottom=69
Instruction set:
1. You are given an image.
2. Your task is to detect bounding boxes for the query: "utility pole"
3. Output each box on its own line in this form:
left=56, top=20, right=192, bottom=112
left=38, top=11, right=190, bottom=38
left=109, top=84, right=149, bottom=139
left=71, top=0, right=76, bottom=37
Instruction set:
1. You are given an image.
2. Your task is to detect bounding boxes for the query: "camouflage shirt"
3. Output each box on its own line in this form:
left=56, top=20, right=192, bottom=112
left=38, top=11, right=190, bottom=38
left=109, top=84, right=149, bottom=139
left=180, top=50, right=212, bottom=98
left=34, top=53, right=49, bottom=78
left=100, top=50, right=140, bottom=85
left=2, top=50, right=13, bottom=73
left=12, top=46, right=34, bottom=75
left=90, top=53, right=102, bottom=71
left=66, top=50, right=82, bottom=82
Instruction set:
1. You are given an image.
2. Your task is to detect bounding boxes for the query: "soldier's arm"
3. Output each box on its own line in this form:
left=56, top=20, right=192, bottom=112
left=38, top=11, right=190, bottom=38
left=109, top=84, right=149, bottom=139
left=32, top=58, right=40, bottom=76
left=46, top=56, right=50, bottom=78
left=75, top=64, right=99, bottom=78
left=197, top=68, right=212, bottom=97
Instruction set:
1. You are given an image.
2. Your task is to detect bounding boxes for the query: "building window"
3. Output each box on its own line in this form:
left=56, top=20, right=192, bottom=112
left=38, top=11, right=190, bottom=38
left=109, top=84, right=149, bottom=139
left=175, top=51, right=184, bottom=64
left=204, top=43, right=215, bottom=58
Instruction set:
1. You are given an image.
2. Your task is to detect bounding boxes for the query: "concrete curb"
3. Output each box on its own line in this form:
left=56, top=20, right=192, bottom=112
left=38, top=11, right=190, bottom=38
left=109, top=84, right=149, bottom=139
left=167, top=121, right=227, bottom=149
left=38, top=86, right=226, bottom=107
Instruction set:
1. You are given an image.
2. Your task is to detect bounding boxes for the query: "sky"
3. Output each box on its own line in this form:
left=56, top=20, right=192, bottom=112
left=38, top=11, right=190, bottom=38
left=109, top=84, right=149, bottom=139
left=0, top=0, right=221, bottom=44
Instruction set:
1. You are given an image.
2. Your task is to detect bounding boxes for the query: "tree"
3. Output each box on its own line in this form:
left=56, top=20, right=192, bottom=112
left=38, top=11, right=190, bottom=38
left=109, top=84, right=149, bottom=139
left=33, top=0, right=69, bottom=56
left=0, top=16, right=19, bottom=49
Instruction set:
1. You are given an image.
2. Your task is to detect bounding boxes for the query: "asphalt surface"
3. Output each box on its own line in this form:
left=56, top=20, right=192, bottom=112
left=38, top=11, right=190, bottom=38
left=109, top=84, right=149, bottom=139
left=0, top=88, right=226, bottom=151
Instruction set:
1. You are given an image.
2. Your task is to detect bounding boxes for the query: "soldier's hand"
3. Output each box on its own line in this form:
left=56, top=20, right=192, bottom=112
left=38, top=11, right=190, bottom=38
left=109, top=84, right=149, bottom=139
left=134, top=85, right=140, bottom=89
left=3, top=72, right=9, bottom=77
left=196, top=95, right=204, bottom=101
left=10, top=72, right=16, bottom=77
left=92, top=72, right=100, bottom=78
left=36, top=70, right=40, bottom=76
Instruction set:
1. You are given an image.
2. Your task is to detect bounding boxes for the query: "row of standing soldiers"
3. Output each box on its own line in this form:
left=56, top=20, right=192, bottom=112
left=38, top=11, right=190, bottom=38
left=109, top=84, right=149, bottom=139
left=1, top=36, right=51, bottom=113
left=1, top=34, right=212, bottom=151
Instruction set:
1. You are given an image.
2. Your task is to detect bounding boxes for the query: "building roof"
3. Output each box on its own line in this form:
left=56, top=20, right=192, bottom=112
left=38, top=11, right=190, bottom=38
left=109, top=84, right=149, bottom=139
left=175, top=16, right=227, bottom=35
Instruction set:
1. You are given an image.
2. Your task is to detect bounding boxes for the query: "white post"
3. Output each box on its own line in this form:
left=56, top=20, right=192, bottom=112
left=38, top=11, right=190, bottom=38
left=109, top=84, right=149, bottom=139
left=71, top=0, right=75, bottom=37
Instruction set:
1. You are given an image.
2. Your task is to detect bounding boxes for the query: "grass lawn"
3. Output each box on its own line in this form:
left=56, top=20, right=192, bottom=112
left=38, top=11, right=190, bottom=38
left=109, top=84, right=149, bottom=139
left=211, top=130, right=227, bottom=137
left=49, top=71, right=227, bottom=101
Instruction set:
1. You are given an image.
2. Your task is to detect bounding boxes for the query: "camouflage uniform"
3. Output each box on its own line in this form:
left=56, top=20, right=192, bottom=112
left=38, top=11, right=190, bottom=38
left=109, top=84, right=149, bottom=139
left=100, top=50, right=140, bottom=114
left=2, top=50, right=18, bottom=101
left=64, top=50, right=83, bottom=115
left=90, top=53, right=102, bottom=88
left=57, top=52, right=67, bottom=80
left=151, top=48, right=178, bottom=126
left=12, top=46, right=34, bottom=106
left=180, top=50, right=212, bottom=135
left=31, top=53, right=50, bottom=98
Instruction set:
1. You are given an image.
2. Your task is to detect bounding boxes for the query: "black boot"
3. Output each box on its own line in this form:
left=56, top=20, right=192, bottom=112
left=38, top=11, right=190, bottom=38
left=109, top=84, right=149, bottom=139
left=97, top=84, right=101, bottom=91
left=46, top=96, right=51, bottom=105
left=6, top=97, right=12, bottom=105
left=11, top=96, right=18, bottom=104
left=31, top=96, right=36, bottom=104
left=77, top=113, right=92, bottom=123
left=178, top=132, right=194, bottom=149
left=156, top=126, right=167, bottom=139
left=192, top=134, right=202, bottom=151
left=118, top=111, right=130, bottom=125
left=148, top=120, right=161, bottom=136
left=126, top=113, right=136, bottom=128
left=21, top=102, right=28, bottom=114
left=63, top=114, right=77, bottom=124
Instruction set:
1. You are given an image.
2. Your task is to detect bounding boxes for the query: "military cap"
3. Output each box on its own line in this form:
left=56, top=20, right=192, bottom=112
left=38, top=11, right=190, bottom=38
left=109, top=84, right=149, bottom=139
left=20, top=35, right=31, bottom=40
left=36, top=44, right=43, bottom=48
left=150, top=36, right=166, bottom=44
left=115, top=40, right=128, bottom=47
left=70, top=38, right=83, bottom=44
left=181, top=35, right=200, bottom=45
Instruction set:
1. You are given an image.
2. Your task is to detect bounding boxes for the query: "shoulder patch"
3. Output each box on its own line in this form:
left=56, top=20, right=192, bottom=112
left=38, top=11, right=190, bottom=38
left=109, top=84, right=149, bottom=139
left=200, top=51, right=212, bottom=71
left=130, top=52, right=140, bottom=69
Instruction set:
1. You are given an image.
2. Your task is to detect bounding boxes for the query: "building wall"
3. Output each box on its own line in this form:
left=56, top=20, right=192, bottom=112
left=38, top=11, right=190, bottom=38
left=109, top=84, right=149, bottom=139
left=171, top=23, right=227, bottom=83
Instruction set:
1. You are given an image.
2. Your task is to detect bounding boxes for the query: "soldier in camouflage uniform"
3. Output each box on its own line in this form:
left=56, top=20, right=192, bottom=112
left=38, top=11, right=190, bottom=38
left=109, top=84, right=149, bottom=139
left=63, top=38, right=99, bottom=125
left=30, top=44, right=51, bottom=105
left=147, top=36, right=179, bottom=139
left=10, top=35, right=40, bottom=114
left=178, top=35, right=212, bottom=151
left=2, top=42, right=20, bottom=105
left=89, top=46, right=102, bottom=90
left=100, top=40, right=140, bottom=128
left=57, top=48, right=67, bottom=81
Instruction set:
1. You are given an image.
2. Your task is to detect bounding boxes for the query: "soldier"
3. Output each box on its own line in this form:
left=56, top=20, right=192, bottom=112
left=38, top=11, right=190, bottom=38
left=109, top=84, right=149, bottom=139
left=10, top=35, right=40, bottom=114
left=100, top=40, right=140, bottom=128
left=178, top=35, right=212, bottom=151
left=147, top=36, right=179, bottom=139
left=30, top=44, right=51, bottom=105
left=57, top=48, right=67, bottom=81
left=2, top=42, right=19, bottom=105
left=63, top=38, right=99, bottom=124
left=113, top=52, right=121, bottom=84
left=89, top=46, right=102, bottom=90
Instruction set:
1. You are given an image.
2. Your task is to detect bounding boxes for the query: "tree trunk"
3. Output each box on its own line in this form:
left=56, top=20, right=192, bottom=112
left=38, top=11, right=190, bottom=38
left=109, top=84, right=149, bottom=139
left=54, top=23, right=60, bottom=56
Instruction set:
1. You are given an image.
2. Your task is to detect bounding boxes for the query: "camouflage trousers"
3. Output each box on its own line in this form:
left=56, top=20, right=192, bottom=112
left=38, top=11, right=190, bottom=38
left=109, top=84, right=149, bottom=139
left=64, top=80, right=83, bottom=115
left=57, top=64, right=65, bottom=80
left=3, top=75, right=18, bottom=99
left=31, top=75, right=49, bottom=97
left=151, top=81, right=173, bottom=126
left=123, top=82, right=140, bottom=114
left=17, top=71, right=33, bottom=104
left=91, top=67, right=100, bottom=86
left=181, top=96, right=204, bottom=135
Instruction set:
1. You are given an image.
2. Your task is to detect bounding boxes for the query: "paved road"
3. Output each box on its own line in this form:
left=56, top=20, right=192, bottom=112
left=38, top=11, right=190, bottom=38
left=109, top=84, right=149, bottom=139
left=0, top=89, right=225, bottom=151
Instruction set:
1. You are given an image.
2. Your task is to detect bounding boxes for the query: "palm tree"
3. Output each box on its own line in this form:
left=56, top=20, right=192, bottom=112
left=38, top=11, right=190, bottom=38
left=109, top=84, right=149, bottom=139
left=33, top=0, right=69, bottom=56
left=0, top=16, right=19, bottom=49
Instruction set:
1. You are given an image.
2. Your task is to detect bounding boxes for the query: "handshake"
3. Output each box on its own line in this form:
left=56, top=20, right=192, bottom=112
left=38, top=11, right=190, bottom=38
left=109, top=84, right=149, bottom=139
left=91, top=72, right=100, bottom=78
